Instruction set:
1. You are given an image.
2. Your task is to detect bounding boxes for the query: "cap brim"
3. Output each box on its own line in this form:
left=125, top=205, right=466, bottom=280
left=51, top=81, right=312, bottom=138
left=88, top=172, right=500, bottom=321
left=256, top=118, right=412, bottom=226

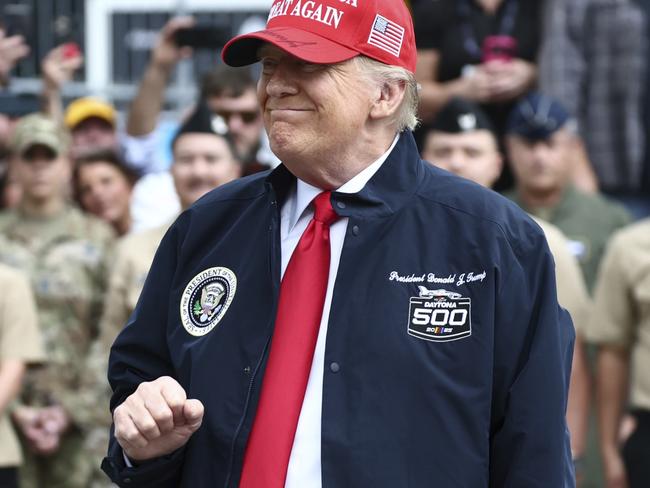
left=222, top=27, right=359, bottom=67
left=17, top=134, right=61, bottom=157
left=67, top=110, right=115, bottom=130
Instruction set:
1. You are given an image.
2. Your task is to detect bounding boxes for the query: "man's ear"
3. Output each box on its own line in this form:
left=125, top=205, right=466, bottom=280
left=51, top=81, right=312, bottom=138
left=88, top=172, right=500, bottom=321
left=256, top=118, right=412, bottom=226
left=369, top=80, right=406, bottom=122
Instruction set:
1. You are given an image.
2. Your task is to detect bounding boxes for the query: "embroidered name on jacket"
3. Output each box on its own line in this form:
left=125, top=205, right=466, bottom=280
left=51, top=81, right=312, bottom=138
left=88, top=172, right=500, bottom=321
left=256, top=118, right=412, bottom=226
left=407, top=287, right=471, bottom=342
left=180, top=267, right=237, bottom=336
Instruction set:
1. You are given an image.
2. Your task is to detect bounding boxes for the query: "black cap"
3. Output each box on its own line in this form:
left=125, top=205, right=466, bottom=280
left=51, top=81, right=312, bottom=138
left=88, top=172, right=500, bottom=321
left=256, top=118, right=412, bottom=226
left=430, top=98, right=494, bottom=134
left=506, top=92, right=572, bottom=141
left=173, top=101, right=228, bottom=145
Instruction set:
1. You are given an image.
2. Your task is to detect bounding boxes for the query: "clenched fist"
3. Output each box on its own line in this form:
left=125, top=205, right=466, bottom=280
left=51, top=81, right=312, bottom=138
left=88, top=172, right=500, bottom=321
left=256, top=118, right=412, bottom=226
left=113, top=376, right=204, bottom=462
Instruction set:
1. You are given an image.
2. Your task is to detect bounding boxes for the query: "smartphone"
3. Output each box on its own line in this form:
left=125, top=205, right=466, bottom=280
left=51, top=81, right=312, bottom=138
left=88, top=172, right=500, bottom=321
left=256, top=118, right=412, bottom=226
left=174, top=25, right=228, bottom=49
left=481, top=35, right=517, bottom=63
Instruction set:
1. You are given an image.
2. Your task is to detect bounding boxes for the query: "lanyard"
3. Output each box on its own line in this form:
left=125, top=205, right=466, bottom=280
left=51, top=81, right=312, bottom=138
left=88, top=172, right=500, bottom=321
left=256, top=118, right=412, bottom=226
left=458, top=0, right=519, bottom=61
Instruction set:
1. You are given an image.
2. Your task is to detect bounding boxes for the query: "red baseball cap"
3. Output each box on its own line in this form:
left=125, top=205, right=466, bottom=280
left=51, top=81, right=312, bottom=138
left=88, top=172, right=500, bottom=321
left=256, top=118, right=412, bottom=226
left=221, top=0, right=416, bottom=73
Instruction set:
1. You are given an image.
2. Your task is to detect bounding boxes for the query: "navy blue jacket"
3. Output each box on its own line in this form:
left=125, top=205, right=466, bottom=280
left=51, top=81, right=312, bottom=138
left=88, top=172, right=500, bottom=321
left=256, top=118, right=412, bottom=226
left=102, top=132, right=575, bottom=487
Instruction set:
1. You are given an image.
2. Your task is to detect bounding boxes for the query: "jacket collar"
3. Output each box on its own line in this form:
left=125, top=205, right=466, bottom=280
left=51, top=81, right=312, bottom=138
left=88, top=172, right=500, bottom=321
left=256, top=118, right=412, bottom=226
left=267, top=131, right=423, bottom=219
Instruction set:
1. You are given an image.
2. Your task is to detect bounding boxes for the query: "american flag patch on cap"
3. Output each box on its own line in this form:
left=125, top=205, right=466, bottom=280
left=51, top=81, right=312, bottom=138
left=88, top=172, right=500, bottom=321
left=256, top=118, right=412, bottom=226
left=367, top=14, right=405, bottom=58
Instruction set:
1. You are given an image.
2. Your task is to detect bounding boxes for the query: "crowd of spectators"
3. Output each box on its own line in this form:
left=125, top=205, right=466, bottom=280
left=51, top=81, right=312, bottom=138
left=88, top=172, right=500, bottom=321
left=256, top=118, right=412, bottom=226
left=0, top=1, right=649, bottom=486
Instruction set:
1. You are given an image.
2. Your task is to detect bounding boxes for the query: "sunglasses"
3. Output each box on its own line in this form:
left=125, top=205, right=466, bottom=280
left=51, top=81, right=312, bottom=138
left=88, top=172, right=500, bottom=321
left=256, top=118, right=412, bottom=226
left=215, top=109, right=261, bottom=125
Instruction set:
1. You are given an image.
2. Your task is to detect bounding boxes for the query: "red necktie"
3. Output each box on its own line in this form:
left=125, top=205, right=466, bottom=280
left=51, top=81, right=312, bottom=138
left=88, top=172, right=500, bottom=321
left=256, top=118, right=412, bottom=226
left=239, top=191, right=339, bottom=488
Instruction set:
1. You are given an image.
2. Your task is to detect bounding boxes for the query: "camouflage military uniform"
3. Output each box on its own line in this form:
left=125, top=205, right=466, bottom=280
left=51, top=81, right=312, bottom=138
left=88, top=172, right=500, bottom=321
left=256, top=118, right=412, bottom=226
left=0, top=205, right=114, bottom=488
left=82, top=224, right=167, bottom=487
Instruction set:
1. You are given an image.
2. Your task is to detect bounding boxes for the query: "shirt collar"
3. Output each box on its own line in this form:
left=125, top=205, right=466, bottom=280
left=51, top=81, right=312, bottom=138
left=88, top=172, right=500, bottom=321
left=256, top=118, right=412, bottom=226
left=269, top=131, right=424, bottom=221
left=287, top=134, right=400, bottom=232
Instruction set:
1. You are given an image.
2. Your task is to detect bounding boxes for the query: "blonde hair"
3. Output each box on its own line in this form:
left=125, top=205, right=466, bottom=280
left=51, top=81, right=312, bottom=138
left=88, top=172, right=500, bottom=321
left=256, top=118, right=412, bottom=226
left=354, top=56, right=419, bottom=132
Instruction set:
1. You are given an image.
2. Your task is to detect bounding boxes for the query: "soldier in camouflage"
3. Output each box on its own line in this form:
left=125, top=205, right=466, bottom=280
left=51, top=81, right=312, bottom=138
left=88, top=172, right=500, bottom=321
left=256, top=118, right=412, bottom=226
left=0, top=113, right=114, bottom=488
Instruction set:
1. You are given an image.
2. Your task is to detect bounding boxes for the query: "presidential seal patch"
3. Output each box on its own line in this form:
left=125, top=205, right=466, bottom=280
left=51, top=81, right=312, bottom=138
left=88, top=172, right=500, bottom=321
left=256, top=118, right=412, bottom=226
left=180, top=267, right=237, bottom=336
left=407, top=286, right=471, bottom=342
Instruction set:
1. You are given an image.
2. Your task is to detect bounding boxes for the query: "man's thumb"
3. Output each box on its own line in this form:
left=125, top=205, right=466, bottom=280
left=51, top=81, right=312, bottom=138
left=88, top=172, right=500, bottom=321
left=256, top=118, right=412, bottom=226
left=183, top=399, right=204, bottom=431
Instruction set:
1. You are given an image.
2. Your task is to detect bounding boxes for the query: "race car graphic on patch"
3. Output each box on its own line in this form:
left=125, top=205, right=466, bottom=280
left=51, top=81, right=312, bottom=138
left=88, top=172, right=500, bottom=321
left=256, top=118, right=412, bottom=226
left=408, top=287, right=471, bottom=342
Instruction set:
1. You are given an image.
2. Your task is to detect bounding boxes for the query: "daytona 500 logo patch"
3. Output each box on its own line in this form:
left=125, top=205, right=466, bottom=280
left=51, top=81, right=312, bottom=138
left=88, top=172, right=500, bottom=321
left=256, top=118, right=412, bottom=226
left=408, top=287, right=471, bottom=342
left=180, top=267, right=236, bottom=336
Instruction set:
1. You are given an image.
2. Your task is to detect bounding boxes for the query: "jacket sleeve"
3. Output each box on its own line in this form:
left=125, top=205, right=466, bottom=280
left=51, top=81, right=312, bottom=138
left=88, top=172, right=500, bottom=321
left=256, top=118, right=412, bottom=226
left=489, top=222, right=576, bottom=487
left=101, top=218, right=188, bottom=487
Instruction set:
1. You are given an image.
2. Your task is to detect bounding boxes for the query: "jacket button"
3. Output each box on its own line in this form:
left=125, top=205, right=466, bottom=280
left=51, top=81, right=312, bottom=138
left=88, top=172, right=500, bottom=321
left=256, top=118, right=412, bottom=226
left=336, top=201, right=346, bottom=210
left=330, top=362, right=340, bottom=373
left=352, top=225, right=360, bottom=236
left=243, top=366, right=251, bottom=374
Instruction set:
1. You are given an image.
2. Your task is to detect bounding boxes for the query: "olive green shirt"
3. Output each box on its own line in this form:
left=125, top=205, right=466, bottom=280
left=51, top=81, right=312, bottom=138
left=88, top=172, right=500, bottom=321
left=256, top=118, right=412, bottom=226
left=506, top=185, right=631, bottom=293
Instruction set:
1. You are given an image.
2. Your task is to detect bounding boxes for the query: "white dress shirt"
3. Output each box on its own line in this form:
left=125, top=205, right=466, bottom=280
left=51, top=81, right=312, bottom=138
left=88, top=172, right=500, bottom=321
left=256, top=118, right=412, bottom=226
left=283, top=135, right=399, bottom=488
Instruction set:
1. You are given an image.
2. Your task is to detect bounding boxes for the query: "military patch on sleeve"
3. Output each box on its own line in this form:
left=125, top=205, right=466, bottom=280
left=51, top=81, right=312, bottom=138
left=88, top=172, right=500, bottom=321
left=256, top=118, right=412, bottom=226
left=408, top=287, right=471, bottom=342
left=180, top=267, right=237, bottom=336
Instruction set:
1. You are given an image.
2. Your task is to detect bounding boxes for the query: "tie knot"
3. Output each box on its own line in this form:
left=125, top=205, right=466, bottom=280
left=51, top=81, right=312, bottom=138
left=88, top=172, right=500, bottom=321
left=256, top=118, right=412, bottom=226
left=312, top=191, right=338, bottom=225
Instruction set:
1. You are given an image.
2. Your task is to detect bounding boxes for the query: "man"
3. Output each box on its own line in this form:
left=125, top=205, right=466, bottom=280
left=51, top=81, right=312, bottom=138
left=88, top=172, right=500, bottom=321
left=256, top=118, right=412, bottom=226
left=587, top=219, right=650, bottom=488
left=63, top=97, right=119, bottom=158
left=0, top=113, right=113, bottom=488
left=420, top=97, right=504, bottom=188
left=0, top=264, right=44, bottom=488
left=504, top=92, right=631, bottom=292
left=102, top=1, right=575, bottom=486
left=422, top=97, right=592, bottom=476
left=80, top=101, right=242, bottom=487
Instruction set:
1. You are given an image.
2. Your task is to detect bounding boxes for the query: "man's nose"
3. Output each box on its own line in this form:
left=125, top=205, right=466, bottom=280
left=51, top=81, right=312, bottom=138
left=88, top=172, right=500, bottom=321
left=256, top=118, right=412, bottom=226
left=227, top=115, right=245, bottom=133
left=265, top=63, right=299, bottom=98
left=449, top=154, right=467, bottom=171
left=192, top=159, right=212, bottom=178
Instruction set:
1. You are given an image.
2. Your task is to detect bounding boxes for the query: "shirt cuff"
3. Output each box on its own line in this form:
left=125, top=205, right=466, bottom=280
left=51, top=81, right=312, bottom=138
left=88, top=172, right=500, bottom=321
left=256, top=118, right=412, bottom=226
left=123, top=451, right=134, bottom=468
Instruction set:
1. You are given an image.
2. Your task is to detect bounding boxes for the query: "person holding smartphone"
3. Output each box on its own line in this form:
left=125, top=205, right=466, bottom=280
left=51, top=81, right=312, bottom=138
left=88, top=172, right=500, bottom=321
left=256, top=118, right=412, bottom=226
left=413, top=0, right=541, bottom=190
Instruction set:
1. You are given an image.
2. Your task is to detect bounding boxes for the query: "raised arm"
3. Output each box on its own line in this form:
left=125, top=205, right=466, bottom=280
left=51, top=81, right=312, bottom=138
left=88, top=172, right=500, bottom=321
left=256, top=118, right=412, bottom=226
left=126, top=17, right=194, bottom=137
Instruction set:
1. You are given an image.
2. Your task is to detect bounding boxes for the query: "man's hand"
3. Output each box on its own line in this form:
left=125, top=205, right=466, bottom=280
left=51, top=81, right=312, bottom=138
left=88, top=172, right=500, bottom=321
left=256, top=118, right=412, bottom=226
left=39, top=404, right=71, bottom=437
left=113, top=376, right=204, bottom=462
left=602, top=447, right=628, bottom=488
left=41, top=43, right=83, bottom=92
left=12, top=405, right=62, bottom=455
left=482, top=58, right=537, bottom=102
left=151, top=17, right=195, bottom=73
left=458, top=66, right=493, bottom=103
left=0, top=28, right=30, bottom=86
